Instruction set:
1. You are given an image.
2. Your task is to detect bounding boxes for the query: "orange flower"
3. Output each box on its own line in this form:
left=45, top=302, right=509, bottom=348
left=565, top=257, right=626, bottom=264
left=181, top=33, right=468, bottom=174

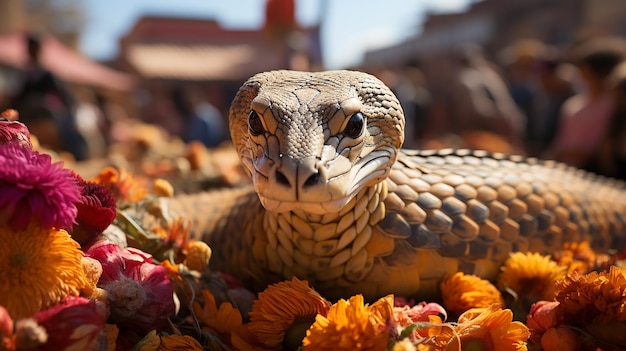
left=440, top=272, right=503, bottom=316
left=193, top=289, right=242, bottom=343
left=302, top=294, right=393, bottom=351
left=0, top=223, right=91, bottom=319
left=555, top=266, right=626, bottom=324
left=245, top=277, right=331, bottom=349
left=158, top=334, right=204, bottom=351
left=552, top=241, right=608, bottom=274
left=184, top=241, right=212, bottom=271
left=90, top=167, right=147, bottom=203
left=497, top=252, right=566, bottom=301
left=441, top=304, right=530, bottom=351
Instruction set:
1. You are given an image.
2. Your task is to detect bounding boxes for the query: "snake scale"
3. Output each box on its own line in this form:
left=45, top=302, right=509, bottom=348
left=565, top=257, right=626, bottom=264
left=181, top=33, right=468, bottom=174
left=167, top=70, right=626, bottom=301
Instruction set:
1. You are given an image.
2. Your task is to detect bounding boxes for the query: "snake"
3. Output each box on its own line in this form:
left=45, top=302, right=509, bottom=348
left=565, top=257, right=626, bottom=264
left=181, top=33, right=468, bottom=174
left=167, top=70, right=626, bottom=301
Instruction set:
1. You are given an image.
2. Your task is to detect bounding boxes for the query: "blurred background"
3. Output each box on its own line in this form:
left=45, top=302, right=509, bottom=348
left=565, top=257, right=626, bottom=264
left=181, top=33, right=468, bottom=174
left=2, top=0, right=626, bottom=186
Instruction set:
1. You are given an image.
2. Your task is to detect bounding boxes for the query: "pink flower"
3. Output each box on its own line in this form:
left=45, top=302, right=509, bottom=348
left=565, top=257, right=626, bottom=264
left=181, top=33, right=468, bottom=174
left=70, top=173, right=117, bottom=246
left=393, top=301, right=447, bottom=341
left=0, top=305, right=14, bottom=350
left=0, top=144, right=80, bottom=230
left=33, top=296, right=108, bottom=351
left=85, top=240, right=176, bottom=335
left=0, top=118, right=31, bottom=148
left=527, top=300, right=559, bottom=344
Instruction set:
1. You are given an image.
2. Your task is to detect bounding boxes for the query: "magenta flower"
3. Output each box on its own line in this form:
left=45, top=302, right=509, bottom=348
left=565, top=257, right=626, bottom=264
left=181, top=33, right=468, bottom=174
left=0, top=144, right=80, bottom=230
left=71, top=173, right=117, bottom=246
left=85, top=240, right=176, bottom=335
left=33, top=295, right=108, bottom=351
left=0, top=119, right=32, bottom=148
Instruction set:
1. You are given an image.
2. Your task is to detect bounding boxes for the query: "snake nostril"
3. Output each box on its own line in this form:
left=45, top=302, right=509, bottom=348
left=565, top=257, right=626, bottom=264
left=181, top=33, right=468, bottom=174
left=275, top=170, right=290, bottom=186
left=303, top=172, right=321, bottom=187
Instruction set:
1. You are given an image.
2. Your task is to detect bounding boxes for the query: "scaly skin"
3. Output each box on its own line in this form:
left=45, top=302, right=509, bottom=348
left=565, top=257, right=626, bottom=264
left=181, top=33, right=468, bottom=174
left=169, top=70, right=626, bottom=301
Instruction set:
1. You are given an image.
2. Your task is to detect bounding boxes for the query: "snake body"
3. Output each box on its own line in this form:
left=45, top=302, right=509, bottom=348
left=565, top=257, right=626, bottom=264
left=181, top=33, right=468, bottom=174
left=170, top=70, right=626, bottom=301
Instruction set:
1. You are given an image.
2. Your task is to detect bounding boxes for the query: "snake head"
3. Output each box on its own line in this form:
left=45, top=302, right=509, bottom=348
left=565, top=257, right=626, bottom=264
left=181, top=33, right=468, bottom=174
left=229, top=70, right=404, bottom=214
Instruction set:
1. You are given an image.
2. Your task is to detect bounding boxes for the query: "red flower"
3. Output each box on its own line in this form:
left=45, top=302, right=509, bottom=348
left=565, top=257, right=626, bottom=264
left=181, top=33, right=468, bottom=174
left=85, top=240, right=176, bottom=335
left=71, top=173, right=117, bottom=246
left=33, top=296, right=108, bottom=351
left=0, top=144, right=79, bottom=230
left=0, top=118, right=31, bottom=148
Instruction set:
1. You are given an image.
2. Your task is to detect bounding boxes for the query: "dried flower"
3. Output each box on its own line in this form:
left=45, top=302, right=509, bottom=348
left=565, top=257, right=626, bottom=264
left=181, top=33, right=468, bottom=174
left=193, top=289, right=242, bottom=343
left=498, top=252, right=566, bottom=301
left=184, top=241, right=212, bottom=271
left=85, top=240, right=176, bottom=335
left=441, top=304, right=530, bottom=351
left=90, top=167, right=147, bottom=203
left=540, top=327, right=581, bottom=351
left=302, top=294, right=393, bottom=351
left=33, top=295, right=108, bottom=351
left=0, top=143, right=80, bottom=231
left=0, top=222, right=90, bottom=319
left=0, top=306, right=14, bottom=350
left=244, top=277, right=331, bottom=349
left=526, top=301, right=559, bottom=344
left=440, top=272, right=503, bottom=316
left=158, top=334, right=204, bottom=351
left=153, top=178, right=174, bottom=197
left=0, top=118, right=31, bottom=148
left=71, top=173, right=117, bottom=246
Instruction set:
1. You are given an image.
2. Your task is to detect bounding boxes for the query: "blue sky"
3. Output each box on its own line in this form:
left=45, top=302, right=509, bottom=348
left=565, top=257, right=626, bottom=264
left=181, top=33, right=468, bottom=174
left=79, top=0, right=473, bottom=69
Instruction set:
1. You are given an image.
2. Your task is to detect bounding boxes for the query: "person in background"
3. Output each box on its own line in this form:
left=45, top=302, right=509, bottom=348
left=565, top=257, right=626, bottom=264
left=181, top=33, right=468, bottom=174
left=11, top=32, right=88, bottom=160
left=545, top=37, right=626, bottom=170
left=171, top=86, right=228, bottom=148
left=447, top=43, right=526, bottom=149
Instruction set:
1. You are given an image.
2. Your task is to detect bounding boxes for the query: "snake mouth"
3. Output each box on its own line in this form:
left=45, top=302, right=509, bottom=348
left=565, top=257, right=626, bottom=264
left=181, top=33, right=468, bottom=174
left=257, top=194, right=354, bottom=214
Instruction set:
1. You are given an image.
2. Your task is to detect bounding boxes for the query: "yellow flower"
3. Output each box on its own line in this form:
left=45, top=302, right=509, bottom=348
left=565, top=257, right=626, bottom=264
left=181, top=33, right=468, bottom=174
left=152, top=178, right=174, bottom=197
left=441, top=304, right=530, bottom=351
left=302, top=294, right=393, bottom=351
left=440, top=272, right=503, bottom=316
left=184, top=241, right=212, bottom=272
left=247, top=277, right=331, bottom=349
left=193, top=289, right=242, bottom=342
left=497, top=252, right=566, bottom=301
left=0, top=223, right=90, bottom=319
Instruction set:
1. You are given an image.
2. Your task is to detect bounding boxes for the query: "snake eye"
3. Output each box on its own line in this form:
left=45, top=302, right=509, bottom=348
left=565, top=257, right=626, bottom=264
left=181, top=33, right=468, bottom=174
left=343, top=112, right=365, bottom=138
left=248, top=110, right=264, bottom=136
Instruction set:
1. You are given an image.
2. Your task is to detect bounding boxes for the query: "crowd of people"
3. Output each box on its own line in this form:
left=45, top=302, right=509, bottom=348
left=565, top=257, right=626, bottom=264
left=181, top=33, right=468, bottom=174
left=381, top=34, right=626, bottom=180
left=4, top=32, right=626, bottom=182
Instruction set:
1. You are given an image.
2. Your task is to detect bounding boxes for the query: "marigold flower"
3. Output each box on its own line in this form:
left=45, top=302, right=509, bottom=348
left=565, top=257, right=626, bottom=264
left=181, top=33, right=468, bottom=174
left=0, top=223, right=90, bottom=319
left=0, top=144, right=80, bottom=231
left=440, top=272, right=503, bottom=316
left=302, top=294, right=394, bottom=351
left=243, top=277, right=331, bottom=349
left=90, top=166, right=147, bottom=203
left=553, top=241, right=604, bottom=274
left=158, top=334, right=204, bottom=351
left=498, top=252, right=566, bottom=301
left=0, top=118, right=31, bottom=148
left=193, top=289, right=242, bottom=344
left=441, top=304, right=530, bottom=351
left=71, top=173, right=117, bottom=246
left=33, top=295, right=108, bottom=351
left=555, top=265, right=626, bottom=343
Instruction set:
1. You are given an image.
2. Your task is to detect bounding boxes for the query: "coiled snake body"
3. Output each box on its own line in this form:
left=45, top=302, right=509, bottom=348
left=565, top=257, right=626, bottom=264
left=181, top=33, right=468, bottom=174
left=170, top=70, right=626, bottom=301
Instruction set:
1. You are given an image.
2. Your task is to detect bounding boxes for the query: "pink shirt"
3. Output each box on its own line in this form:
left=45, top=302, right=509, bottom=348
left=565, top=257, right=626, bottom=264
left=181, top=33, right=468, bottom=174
left=551, top=93, right=613, bottom=166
